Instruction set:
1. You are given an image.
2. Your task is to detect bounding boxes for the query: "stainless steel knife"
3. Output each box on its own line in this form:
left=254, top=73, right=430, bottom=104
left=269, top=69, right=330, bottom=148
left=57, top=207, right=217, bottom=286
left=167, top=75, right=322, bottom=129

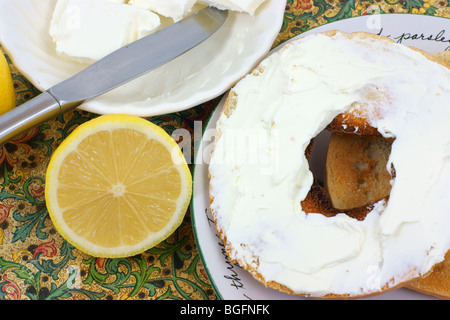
left=0, top=7, right=227, bottom=145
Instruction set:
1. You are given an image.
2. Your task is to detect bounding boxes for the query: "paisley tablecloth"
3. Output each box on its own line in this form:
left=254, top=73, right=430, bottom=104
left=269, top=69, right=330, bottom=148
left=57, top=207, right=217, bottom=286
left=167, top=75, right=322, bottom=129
left=0, top=0, right=448, bottom=300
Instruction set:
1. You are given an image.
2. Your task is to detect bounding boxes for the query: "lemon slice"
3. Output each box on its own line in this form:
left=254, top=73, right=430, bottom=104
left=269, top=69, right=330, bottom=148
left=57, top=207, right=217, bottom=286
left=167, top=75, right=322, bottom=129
left=45, top=114, right=192, bottom=258
left=0, top=53, right=16, bottom=115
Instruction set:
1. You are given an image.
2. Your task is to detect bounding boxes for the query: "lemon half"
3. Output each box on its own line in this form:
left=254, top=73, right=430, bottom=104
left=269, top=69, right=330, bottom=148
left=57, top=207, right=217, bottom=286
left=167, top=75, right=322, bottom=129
left=45, top=114, right=192, bottom=258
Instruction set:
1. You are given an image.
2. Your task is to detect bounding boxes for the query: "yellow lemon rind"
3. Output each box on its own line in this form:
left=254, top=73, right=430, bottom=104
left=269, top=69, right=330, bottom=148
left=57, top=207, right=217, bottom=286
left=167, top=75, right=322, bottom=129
left=0, top=53, right=16, bottom=114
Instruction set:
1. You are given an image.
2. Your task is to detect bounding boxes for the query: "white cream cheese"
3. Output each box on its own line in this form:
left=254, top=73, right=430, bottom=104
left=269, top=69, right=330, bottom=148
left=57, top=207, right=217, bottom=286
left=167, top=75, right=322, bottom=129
left=50, top=0, right=267, bottom=62
left=49, top=0, right=161, bottom=63
left=199, top=0, right=266, bottom=15
left=208, top=32, right=450, bottom=297
left=129, top=0, right=199, bottom=22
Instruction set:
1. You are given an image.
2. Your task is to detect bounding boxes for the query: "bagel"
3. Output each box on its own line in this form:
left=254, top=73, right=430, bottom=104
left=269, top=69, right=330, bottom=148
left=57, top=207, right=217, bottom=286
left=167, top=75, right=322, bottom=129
left=324, top=50, right=450, bottom=299
left=208, top=31, right=450, bottom=298
left=408, top=250, right=450, bottom=299
left=325, top=133, right=393, bottom=211
left=324, top=130, right=450, bottom=300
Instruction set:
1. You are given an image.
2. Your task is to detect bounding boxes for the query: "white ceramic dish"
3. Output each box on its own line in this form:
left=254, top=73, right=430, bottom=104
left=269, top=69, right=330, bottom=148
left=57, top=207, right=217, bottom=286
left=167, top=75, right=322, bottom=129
left=0, top=0, right=286, bottom=116
left=191, top=14, right=449, bottom=300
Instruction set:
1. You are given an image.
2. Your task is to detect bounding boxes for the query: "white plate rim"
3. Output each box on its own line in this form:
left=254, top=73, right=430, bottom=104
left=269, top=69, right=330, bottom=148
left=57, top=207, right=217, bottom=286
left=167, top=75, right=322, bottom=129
left=191, top=13, right=449, bottom=300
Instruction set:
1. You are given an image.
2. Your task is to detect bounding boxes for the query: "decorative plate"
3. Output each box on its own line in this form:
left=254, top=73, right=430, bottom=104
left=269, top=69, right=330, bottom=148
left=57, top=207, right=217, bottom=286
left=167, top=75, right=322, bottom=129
left=191, top=14, right=449, bottom=300
left=0, top=0, right=286, bottom=116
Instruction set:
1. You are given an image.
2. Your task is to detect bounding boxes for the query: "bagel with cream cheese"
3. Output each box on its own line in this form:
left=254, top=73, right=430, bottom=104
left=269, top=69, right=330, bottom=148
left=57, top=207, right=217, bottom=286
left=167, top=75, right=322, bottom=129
left=208, top=31, right=450, bottom=298
left=323, top=50, right=450, bottom=299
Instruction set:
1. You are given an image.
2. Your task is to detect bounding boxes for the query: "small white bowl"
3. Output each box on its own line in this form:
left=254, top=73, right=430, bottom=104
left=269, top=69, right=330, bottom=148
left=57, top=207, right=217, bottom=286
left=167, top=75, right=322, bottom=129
left=0, top=0, right=286, bottom=116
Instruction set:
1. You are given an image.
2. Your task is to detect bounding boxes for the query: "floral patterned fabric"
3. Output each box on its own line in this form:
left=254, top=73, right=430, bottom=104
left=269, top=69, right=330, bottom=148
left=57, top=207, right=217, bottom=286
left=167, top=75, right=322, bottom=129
left=0, top=1, right=448, bottom=300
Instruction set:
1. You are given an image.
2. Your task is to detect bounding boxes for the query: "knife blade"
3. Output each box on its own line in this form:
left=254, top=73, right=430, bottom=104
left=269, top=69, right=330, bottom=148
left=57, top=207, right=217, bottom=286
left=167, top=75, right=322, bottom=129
left=0, top=6, right=228, bottom=145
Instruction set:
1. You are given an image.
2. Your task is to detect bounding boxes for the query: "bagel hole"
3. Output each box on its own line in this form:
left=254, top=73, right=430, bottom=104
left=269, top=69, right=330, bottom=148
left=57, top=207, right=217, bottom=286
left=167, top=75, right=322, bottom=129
left=307, top=129, right=330, bottom=184
left=304, top=127, right=395, bottom=221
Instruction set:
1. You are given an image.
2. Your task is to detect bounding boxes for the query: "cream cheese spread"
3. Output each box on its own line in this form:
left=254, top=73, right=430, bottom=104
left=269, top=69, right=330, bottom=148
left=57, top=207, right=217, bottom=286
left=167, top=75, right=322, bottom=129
left=199, top=0, right=266, bottom=15
left=129, top=0, right=199, bottom=22
left=50, top=0, right=266, bottom=62
left=49, top=0, right=161, bottom=63
left=208, top=32, right=450, bottom=297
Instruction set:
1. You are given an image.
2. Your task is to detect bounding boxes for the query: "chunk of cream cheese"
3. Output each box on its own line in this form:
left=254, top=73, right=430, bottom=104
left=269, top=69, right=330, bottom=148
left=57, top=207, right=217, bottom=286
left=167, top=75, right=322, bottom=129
left=130, top=0, right=265, bottom=18
left=49, top=0, right=161, bottom=63
left=129, top=0, right=199, bottom=21
left=50, top=0, right=267, bottom=62
left=208, top=32, right=450, bottom=297
left=199, top=0, right=266, bottom=15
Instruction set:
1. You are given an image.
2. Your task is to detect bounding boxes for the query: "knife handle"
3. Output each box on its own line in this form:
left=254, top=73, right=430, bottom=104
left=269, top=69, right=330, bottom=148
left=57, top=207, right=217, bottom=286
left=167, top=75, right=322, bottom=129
left=0, top=91, right=61, bottom=146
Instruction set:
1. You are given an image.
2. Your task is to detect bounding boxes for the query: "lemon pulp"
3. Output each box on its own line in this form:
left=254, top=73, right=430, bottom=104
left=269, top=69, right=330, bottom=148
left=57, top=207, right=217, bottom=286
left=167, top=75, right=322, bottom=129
left=45, top=115, right=192, bottom=258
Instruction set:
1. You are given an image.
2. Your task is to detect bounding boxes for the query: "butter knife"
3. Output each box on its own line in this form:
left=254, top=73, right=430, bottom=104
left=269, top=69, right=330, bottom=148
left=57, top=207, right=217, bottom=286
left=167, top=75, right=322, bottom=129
left=0, top=7, right=227, bottom=145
